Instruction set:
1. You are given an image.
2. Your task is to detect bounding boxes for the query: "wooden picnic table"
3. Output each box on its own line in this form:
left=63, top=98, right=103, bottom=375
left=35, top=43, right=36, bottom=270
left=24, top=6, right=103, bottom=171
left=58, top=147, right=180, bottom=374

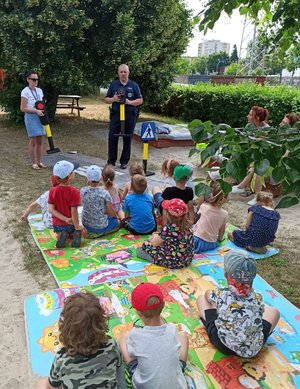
left=56, top=95, right=86, bottom=117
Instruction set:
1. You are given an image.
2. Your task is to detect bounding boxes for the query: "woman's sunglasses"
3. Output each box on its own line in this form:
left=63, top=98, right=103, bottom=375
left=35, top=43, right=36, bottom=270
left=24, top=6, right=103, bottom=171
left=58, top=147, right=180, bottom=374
left=29, top=78, right=39, bottom=81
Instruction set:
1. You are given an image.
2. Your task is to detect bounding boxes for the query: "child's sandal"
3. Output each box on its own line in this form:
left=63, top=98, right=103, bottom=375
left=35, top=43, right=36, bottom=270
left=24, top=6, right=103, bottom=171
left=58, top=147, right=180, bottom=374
left=240, top=189, right=253, bottom=197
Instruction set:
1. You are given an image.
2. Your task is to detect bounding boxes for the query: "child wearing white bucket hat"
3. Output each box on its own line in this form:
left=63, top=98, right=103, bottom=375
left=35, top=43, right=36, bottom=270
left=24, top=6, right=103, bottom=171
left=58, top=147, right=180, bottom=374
left=80, top=165, right=120, bottom=238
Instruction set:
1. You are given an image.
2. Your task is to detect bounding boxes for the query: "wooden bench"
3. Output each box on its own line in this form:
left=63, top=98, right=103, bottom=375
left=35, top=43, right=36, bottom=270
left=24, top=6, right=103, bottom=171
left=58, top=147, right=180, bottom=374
left=56, top=95, right=86, bottom=117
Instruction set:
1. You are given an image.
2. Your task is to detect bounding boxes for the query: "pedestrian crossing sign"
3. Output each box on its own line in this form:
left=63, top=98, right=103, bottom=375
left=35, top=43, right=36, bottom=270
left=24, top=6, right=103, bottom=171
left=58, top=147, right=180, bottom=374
left=141, top=122, right=156, bottom=141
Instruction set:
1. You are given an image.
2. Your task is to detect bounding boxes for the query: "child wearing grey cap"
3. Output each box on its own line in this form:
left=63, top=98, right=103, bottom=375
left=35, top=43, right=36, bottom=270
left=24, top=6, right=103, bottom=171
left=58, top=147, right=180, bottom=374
left=197, top=249, right=280, bottom=358
left=80, top=165, right=120, bottom=238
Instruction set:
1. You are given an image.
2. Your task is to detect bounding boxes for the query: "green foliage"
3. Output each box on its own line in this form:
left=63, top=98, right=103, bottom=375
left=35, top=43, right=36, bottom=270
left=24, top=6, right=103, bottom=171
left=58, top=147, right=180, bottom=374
left=198, top=0, right=300, bottom=57
left=162, top=82, right=300, bottom=127
left=230, top=44, right=238, bottom=63
left=206, top=52, right=230, bottom=73
left=224, top=63, right=239, bottom=75
left=191, top=56, right=207, bottom=75
left=188, top=120, right=300, bottom=208
left=174, top=57, right=192, bottom=75
left=0, top=72, right=24, bottom=123
left=0, top=0, right=192, bottom=120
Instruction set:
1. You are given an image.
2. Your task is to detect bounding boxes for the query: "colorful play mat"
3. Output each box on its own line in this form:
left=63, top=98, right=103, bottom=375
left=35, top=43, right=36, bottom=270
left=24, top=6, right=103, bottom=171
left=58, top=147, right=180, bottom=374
left=24, top=213, right=300, bottom=388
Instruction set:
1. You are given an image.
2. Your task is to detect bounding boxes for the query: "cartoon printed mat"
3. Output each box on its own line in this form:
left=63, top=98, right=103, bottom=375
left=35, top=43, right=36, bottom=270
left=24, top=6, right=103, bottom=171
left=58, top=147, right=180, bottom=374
left=28, top=214, right=279, bottom=288
left=25, top=265, right=300, bottom=387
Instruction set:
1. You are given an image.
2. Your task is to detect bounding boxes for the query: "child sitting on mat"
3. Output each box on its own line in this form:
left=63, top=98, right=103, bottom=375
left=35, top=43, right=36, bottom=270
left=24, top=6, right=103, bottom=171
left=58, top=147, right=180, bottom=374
left=161, top=158, right=179, bottom=188
left=197, top=249, right=280, bottom=358
left=21, top=176, right=59, bottom=228
left=228, top=191, right=280, bottom=254
left=136, top=198, right=194, bottom=269
left=81, top=165, right=120, bottom=238
left=119, top=282, right=189, bottom=389
left=193, top=183, right=228, bottom=252
left=122, top=174, right=156, bottom=235
left=102, top=164, right=125, bottom=220
left=121, top=161, right=145, bottom=200
left=36, top=292, right=122, bottom=389
left=152, top=164, right=194, bottom=224
left=48, top=160, right=82, bottom=248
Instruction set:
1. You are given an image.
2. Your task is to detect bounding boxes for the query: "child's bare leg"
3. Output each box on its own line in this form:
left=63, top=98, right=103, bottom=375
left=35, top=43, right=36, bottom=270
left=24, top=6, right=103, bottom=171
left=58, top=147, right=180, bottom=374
left=227, top=231, right=234, bottom=241
left=177, top=332, right=189, bottom=362
left=117, top=210, right=125, bottom=220
left=119, top=333, right=134, bottom=364
left=196, top=294, right=216, bottom=320
left=35, top=377, right=58, bottom=389
left=152, top=185, right=162, bottom=196
left=254, top=175, right=262, bottom=194
left=236, top=172, right=254, bottom=189
left=263, top=305, right=280, bottom=333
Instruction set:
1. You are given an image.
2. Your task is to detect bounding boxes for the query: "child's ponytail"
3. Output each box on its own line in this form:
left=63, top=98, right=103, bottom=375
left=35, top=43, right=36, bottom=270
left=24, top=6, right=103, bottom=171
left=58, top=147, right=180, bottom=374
left=102, top=165, right=115, bottom=189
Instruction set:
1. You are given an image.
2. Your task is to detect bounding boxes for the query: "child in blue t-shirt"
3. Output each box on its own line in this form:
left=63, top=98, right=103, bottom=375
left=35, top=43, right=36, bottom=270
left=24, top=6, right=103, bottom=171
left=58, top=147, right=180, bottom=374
left=122, top=174, right=156, bottom=235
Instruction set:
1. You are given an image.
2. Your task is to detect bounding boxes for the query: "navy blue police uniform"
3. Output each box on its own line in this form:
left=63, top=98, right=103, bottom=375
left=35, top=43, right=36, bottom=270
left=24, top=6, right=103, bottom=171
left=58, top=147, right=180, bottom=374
left=106, top=79, right=142, bottom=166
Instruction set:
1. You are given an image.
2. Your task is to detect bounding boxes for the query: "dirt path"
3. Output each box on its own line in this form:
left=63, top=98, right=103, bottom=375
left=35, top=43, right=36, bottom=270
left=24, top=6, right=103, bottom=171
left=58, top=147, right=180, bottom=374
left=0, top=204, right=38, bottom=389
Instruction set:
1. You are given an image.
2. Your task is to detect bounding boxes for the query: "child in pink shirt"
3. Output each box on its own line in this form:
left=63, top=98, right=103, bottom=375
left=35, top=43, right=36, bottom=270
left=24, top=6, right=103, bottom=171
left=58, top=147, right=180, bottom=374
left=193, top=184, right=228, bottom=252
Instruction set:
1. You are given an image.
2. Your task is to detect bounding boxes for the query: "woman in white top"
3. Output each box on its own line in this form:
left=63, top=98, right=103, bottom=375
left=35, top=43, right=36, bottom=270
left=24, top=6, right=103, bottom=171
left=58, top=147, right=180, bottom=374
left=20, top=70, right=46, bottom=170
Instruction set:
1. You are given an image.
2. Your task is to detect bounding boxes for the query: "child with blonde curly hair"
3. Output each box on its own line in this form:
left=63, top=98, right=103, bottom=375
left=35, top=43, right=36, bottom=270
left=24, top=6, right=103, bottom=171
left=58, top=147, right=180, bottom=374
left=193, top=183, right=229, bottom=252
left=36, top=292, right=121, bottom=389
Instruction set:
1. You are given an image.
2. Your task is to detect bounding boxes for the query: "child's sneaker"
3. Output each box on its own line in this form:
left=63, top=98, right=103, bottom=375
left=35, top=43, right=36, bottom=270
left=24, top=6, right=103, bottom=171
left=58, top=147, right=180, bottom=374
left=71, top=230, right=82, bottom=248
left=247, top=196, right=257, bottom=206
left=56, top=230, right=68, bottom=248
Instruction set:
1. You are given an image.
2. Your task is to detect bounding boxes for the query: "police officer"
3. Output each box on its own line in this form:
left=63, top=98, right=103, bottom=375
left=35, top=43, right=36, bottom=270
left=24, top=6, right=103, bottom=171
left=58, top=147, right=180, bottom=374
left=105, top=64, right=143, bottom=169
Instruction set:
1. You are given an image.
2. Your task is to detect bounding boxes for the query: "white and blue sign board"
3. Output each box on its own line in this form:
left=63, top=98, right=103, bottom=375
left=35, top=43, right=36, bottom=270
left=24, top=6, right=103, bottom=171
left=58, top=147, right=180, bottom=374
left=141, top=122, right=156, bottom=141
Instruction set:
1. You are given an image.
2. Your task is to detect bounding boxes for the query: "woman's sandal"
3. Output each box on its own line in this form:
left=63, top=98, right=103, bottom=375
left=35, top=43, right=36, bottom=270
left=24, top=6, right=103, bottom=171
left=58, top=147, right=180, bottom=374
left=32, top=164, right=41, bottom=170
left=38, top=163, right=47, bottom=168
left=240, top=189, right=253, bottom=197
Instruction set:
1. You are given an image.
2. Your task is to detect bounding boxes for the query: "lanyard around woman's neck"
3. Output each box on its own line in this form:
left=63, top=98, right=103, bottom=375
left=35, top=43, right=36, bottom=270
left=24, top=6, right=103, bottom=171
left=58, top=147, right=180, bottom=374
left=30, top=87, right=39, bottom=101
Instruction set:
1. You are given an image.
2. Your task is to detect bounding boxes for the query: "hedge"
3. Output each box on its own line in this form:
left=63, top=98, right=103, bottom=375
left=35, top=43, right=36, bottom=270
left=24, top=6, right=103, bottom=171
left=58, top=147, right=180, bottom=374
left=161, top=83, right=300, bottom=127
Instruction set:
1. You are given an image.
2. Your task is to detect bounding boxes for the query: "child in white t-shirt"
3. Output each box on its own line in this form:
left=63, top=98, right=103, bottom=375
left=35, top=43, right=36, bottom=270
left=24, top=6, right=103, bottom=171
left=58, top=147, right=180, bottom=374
left=21, top=176, right=59, bottom=228
left=119, top=282, right=188, bottom=389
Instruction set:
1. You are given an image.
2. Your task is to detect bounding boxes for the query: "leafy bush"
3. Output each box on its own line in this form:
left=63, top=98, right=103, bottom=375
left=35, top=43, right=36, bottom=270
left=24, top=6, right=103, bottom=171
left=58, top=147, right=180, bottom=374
left=188, top=120, right=300, bottom=209
left=162, top=83, right=300, bottom=127
left=0, top=72, right=24, bottom=124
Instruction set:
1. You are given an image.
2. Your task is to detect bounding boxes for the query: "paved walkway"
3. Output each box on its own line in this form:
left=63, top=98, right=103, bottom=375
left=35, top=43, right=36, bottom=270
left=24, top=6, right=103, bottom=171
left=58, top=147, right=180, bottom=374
left=43, top=151, right=167, bottom=191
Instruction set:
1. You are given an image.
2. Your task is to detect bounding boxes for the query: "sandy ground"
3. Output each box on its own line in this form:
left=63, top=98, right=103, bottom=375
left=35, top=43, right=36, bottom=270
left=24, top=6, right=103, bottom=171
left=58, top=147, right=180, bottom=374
left=0, top=134, right=299, bottom=389
left=0, top=204, right=38, bottom=389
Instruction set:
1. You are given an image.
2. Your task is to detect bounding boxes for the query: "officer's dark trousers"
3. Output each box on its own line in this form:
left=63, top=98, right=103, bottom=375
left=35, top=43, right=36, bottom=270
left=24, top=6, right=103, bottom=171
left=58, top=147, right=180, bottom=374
left=107, top=111, right=137, bottom=165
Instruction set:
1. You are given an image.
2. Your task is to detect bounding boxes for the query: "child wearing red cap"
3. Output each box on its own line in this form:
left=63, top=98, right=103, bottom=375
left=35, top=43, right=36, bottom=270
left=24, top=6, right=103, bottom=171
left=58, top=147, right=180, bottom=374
left=136, top=198, right=194, bottom=268
left=21, top=175, right=59, bottom=228
left=119, top=282, right=189, bottom=389
left=197, top=249, right=280, bottom=358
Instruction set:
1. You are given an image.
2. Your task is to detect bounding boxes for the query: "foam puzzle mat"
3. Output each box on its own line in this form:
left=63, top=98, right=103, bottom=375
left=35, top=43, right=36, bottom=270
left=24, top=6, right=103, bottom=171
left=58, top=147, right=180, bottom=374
left=28, top=214, right=279, bottom=288
left=25, top=264, right=300, bottom=388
